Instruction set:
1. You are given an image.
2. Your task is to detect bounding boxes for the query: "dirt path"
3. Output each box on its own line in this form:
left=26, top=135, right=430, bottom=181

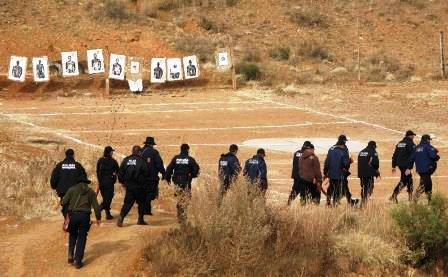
left=0, top=208, right=177, bottom=277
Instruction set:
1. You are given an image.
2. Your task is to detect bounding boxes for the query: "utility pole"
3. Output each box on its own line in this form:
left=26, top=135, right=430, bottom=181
left=229, top=35, right=237, bottom=90
left=357, top=17, right=361, bottom=82
left=440, top=31, right=446, bottom=79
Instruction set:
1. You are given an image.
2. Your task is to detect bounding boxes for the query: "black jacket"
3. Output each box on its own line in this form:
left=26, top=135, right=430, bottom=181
left=118, top=154, right=148, bottom=189
left=141, top=146, right=166, bottom=181
left=165, top=153, right=200, bottom=185
left=96, top=156, right=119, bottom=188
left=291, top=149, right=303, bottom=179
left=218, top=152, right=241, bottom=181
left=243, top=155, right=267, bottom=184
left=392, top=137, right=415, bottom=168
left=357, top=146, right=380, bottom=178
left=50, top=158, right=87, bottom=195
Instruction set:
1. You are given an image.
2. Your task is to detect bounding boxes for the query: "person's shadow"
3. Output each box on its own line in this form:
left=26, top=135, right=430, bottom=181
left=83, top=240, right=129, bottom=265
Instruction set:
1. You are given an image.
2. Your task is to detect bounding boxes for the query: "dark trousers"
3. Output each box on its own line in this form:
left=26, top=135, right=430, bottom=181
left=392, top=167, right=413, bottom=200
left=360, top=177, right=375, bottom=206
left=288, top=178, right=304, bottom=205
left=327, top=178, right=346, bottom=206
left=68, top=212, right=91, bottom=263
left=220, top=177, right=232, bottom=197
left=100, top=186, right=114, bottom=211
left=302, top=179, right=321, bottom=205
left=174, top=183, right=192, bottom=222
left=58, top=192, right=68, bottom=218
left=146, top=180, right=159, bottom=215
left=415, top=173, right=433, bottom=202
left=120, top=187, right=146, bottom=218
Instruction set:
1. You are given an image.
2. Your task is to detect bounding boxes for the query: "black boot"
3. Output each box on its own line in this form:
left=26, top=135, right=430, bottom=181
left=105, top=210, right=114, bottom=220
left=74, top=260, right=84, bottom=269
left=137, top=215, right=148, bottom=225
left=117, top=215, right=124, bottom=227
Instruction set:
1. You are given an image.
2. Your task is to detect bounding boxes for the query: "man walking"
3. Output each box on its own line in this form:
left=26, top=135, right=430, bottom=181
left=243, top=148, right=268, bottom=196
left=117, top=146, right=149, bottom=227
left=298, top=143, right=323, bottom=205
left=96, top=146, right=119, bottom=220
left=357, top=141, right=380, bottom=207
left=324, top=139, right=351, bottom=206
left=407, top=134, right=440, bottom=203
left=141, top=137, right=165, bottom=216
left=50, top=149, right=87, bottom=217
left=165, top=144, right=200, bottom=222
left=390, top=130, right=416, bottom=203
left=288, top=141, right=312, bottom=206
left=218, top=144, right=242, bottom=196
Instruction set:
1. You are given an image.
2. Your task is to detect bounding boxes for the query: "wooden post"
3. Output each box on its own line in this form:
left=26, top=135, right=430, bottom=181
left=440, top=31, right=446, bottom=79
left=357, top=17, right=361, bottom=82
left=229, top=35, right=237, bottom=90
left=105, top=78, right=110, bottom=96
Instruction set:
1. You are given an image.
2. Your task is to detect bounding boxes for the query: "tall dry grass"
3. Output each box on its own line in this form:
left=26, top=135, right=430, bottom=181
left=142, top=178, right=414, bottom=276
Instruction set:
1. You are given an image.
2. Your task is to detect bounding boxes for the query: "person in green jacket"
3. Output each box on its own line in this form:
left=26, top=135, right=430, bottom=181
left=62, top=177, right=101, bottom=269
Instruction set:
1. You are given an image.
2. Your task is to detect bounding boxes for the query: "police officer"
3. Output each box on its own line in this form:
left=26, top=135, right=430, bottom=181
left=141, top=137, right=165, bottom=216
left=117, top=146, right=149, bottom=227
left=407, top=134, right=440, bottom=203
left=165, top=144, right=200, bottom=222
left=288, top=141, right=312, bottom=206
left=390, top=130, right=416, bottom=203
left=50, top=149, right=87, bottom=217
left=96, top=146, right=119, bottom=220
left=218, top=144, right=242, bottom=196
left=357, top=141, right=380, bottom=207
left=243, top=148, right=268, bottom=196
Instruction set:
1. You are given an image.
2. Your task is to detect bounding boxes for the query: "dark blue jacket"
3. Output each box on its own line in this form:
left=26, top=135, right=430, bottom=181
left=218, top=152, right=241, bottom=181
left=357, top=146, right=379, bottom=178
left=291, top=149, right=303, bottom=179
left=392, top=137, right=415, bottom=169
left=165, top=153, right=200, bottom=185
left=141, top=146, right=166, bottom=181
left=324, top=145, right=350, bottom=180
left=409, top=141, right=440, bottom=174
left=243, top=155, right=267, bottom=183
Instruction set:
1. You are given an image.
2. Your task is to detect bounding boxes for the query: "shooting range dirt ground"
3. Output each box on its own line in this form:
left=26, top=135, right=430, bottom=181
left=0, top=83, right=448, bottom=275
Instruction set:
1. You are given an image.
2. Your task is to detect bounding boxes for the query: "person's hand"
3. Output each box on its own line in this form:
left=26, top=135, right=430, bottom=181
left=405, top=169, right=411, bottom=176
left=392, top=168, right=396, bottom=174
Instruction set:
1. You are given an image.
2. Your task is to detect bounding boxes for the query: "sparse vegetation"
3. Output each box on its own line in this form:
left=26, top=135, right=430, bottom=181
left=173, top=35, right=216, bottom=63
left=103, top=0, right=135, bottom=21
left=199, top=16, right=219, bottom=32
left=288, top=9, right=329, bottom=28
left=400, top=0, right=427, bottom=9
left=242, top=49, right=261, bottom=63
left=297, top=40, right=332, bottom=61
left=235, top=62, right=262, bottom=80
left=364, top=51, right=415, bottom=81
left=391, top=194, right=448, bottom=269
left=268, top=45, right=290, bottom=61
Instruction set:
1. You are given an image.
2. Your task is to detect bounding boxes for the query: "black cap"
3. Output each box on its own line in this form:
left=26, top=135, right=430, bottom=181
left=77, top=176, right=91, bottom=184
left=306, top=143, right=315, bottom=149
left=229, top=144, right=238, bottom=152
left=104, top=146, right=115, bottom=154
left=405, top=130, right=416, bottom=137
left=65, top=149, right=74, bottom=156
left=181, top=144, right=190, bottom=152
left=302, top=141, right=312, bottom=147
left=368, top=141, right=377, bottom=148
left=421, top=134, right=432, bottom=142
left=338, top=135, right=348, bottom=142
left=143, top=137, right=156, bottom=145
left=257, top=148, right=265, bottom=155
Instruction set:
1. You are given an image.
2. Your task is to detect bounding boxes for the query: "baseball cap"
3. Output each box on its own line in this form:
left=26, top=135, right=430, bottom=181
left=405, top=130, right=417, bottom=137
left=257, top=148, right=265, bottom=155
left=421, top=134, right=432, bottom=141
left=338, top=135, right=348, bottom=142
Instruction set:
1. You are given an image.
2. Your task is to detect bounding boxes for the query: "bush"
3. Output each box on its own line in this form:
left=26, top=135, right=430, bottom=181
left=103, top=0, right=134, bottom=21
left=400, top=0, right=426, bottom=9
left=364, top=52, right=415, bottom=81
left=391, top=194, right=448, bottom=268
left=242, top=49, right=261, bottom=63
left=288, top=9, right=329, bottom=28
left=199, top=16, right=219, bottom=32
left=235, top=62, right=262, bottom=80
left=268, top=46, right=291, bottom=61
left=297, top=40, right=331, bottom=61
left=174, top=35, right=216, bottom=63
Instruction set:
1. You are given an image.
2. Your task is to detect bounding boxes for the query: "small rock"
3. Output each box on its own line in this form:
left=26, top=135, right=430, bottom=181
left=283, top=84, right=300, bottom=93
left=331, top=67, right=348, bottom=75
left=312, top=75, right=324, bottom=83
left=410, top=76, right=422, bottom=82
left=385, top=73, right=396, bottom=81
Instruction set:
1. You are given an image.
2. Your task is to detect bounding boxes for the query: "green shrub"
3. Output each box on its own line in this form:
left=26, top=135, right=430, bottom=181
left=174, top=35, right=216, bottom=63
left=103, top=0, right=133, bottom=21
left=269, top=46, right=291, bottom=61
left=297, top=40, right=331, bottom=60
left=243, top=49, right=261, bottom=63
left=391, top=194, right=448, bottom=268
left=288, top=9, right=328, bottom=28
left=199, top=16, right=219, bottom=32
left=235, top=62, right=262, bottom=80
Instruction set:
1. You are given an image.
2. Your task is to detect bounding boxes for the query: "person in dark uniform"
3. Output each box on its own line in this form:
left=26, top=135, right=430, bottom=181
left=50, top=149, right=87, bottom=218
left=357, top=141, right=380, bottom=207
left=140, top=137, right=165, bottom=216
left=407, top=134, right=440, bottom=203
left=117, top=146, right=149, bottom=227
left=288, top=141, right=312, bottom=206
left=218, top=144, right=241, bottom=196
left=62, top=176, right=101, bottom=269
left=96, top=146, right=119, bottom=220
left=243, top=148, right=268, bottom=196
left=324, top=139, right=350, bottom=206
left=165, top=144, right=200, bottom=223
left=390, top=130, right=416, bottom=203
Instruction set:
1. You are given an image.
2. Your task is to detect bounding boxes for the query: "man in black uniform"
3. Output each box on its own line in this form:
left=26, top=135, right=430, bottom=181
left=117, top=146, right=149, bottom=227
left=50, top=149, right=87, bottom=218
left=390, top=130, right=416, bottom=203
left=141, top=137, right=165, bottom=216
left=218, top=144, right=241, bottom=196
left=288, top=141, right=312, bottom=206
left=96, top=146, right=119, bottom=220
left=165, top=144, right=200, bottom=222
left=357, top=141, right=380, bottom=207
left=243, top=148, right=268, bottom=196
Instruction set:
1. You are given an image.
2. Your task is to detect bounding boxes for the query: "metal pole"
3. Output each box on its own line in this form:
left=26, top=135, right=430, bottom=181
left=440, top=31, right=446, bottom=79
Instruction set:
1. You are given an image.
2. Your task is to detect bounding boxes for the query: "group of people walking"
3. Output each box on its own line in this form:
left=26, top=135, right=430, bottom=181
left=49, top=131, right=441, bottom=269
